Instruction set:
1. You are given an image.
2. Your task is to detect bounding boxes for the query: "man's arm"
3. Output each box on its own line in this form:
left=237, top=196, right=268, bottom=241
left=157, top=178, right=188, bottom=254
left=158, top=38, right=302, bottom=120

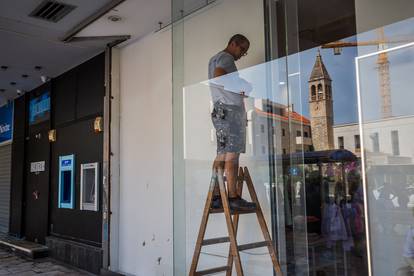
left=214, top=67, right=227, bottom=78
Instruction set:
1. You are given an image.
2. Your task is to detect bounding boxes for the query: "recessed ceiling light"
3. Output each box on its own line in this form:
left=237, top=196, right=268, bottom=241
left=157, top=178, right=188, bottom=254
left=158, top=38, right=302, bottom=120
left=10, top=82, right=16, bottom=86
left=1, top=66, right=8, bottom=71
left=108, top=15, right=122, bottom=22
left=34, top=66, right=42, bottom=71
left=21, top=74, right=29, bottom=78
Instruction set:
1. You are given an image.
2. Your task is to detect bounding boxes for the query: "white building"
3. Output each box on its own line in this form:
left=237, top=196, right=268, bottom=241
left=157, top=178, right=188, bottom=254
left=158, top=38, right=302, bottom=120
left=333, top=115, right=414, bottom=164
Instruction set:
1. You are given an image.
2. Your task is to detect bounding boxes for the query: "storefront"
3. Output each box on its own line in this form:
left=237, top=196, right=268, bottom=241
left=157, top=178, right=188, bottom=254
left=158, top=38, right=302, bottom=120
left=0, top=102, right=13, bottom=234
left=9, top=53, right=105, bottom=274
left=170, top=0, right=414, bottom=275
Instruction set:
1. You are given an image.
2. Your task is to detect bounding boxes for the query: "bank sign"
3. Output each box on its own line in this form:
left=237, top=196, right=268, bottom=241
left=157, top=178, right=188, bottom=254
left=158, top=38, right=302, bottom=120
left=29, top=92, right=50, bottom=125
left=0, top=102, right=13, bottom=144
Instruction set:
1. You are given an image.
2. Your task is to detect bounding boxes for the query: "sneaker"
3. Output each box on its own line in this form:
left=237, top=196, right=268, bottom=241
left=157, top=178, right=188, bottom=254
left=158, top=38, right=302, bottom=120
left=229, top=196, right=256, bottom=211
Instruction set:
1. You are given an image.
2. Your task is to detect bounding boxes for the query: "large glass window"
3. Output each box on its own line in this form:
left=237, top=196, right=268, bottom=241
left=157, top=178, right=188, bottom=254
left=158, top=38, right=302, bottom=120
left=172, top=0, right=414, bottom=275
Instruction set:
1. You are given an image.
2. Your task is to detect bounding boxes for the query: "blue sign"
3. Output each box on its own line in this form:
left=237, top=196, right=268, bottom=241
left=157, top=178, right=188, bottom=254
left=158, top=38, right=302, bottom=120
left=61, top=159, right=72, bottom=167
left=289, top=167, right=300, bottom=176
left=29, top=92, right=50, bottom=125
left=0, top=102, right=13, bottom=144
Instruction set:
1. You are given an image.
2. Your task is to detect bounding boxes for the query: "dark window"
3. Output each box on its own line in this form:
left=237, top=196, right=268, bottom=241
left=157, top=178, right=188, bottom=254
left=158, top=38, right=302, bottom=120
left=391, top=130, right=400, bottom=156
left=283, top=148, right=287, bottom=154
left=296, top=130, right=301, bottom=137
left=354, top=135, right=361, bottom=150
left=61, top=171, right=72, bottom=203
left=304, top=131, right=309, bottom=138
left=282, top=128, right=285, bottom=136
left=338, top=136, right=344, bottom=149
left=311, top=85, right=316, bottom=100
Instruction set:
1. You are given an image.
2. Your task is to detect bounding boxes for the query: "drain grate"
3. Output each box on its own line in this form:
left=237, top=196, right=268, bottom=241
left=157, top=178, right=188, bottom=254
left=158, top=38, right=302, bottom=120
left=29, top=0, right=76, bottom=23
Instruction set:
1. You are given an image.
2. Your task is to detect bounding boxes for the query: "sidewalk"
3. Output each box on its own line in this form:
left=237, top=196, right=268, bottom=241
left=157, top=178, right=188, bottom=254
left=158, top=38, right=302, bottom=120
left=0, top=246, right=93, bottom=275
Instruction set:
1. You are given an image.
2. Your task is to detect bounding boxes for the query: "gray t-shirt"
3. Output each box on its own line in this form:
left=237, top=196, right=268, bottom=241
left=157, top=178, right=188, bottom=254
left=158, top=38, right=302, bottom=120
left=208, top=51, right=244, bottom=106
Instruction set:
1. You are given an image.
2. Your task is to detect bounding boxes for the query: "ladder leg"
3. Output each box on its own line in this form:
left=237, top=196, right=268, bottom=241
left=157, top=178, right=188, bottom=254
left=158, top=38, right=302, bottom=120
left=218, top=168, right=244, bottom=276
left=226, top=168, right=244, bottom=276
left=244, top=167, right=283, bottom=276
left=189, top=171, right=218, bottom=275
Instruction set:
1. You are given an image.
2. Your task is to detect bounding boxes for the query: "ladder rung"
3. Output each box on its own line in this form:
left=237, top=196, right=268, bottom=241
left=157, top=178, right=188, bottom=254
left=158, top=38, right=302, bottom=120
left=209, top=207, right=257, bottom=214
left=202, top=236, right=230, bottom=246
left=238, top=241, right=270, bottom=251
left=195, top=265, right=230, bottom=275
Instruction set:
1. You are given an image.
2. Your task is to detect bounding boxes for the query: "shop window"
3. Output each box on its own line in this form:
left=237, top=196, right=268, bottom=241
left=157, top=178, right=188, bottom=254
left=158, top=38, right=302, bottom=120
left=58, top=155, right=75, bottom=209
left=80, top=163, right=99, bottom=211
left=338, top=136, right=344, bottom=149
left=391, top=130, right=400, bottom=156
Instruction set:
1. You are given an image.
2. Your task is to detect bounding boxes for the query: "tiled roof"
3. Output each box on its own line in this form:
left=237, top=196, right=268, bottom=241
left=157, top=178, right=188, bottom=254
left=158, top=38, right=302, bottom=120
left=255, top=108, right=311, bottom=125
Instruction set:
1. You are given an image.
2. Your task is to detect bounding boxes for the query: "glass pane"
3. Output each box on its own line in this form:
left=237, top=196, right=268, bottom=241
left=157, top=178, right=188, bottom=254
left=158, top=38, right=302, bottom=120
left=83, top=168, right=96, bottom=204
left=62, top=171, right=71, bottom=203
left=357, top=17, right=414, bottom=275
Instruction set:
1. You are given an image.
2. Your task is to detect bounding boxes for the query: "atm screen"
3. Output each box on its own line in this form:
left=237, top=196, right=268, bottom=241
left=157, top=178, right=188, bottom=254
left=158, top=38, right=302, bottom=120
left=61, top=171, right=72, bottom=203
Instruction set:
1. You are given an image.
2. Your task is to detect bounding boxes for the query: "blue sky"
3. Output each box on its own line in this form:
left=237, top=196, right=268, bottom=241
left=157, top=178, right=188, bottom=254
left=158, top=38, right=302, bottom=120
left=233, top=16, right=414, bottom=126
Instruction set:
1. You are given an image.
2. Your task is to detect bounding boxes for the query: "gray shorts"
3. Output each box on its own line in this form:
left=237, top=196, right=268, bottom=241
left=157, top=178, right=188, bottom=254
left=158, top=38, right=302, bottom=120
left=211, top=102, right=247, bottom=154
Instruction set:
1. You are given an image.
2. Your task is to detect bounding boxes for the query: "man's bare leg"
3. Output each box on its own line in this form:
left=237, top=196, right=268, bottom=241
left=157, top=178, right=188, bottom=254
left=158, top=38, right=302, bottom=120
left=212, top=154, right=225, bottom=197
left=224, top=152, right=239, bottom=198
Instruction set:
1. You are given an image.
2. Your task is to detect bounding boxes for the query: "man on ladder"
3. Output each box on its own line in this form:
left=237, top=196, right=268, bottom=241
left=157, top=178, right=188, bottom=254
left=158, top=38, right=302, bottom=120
left=208, top=34, right=255, bottom=210
left=189, top=35, right=283, bottom=276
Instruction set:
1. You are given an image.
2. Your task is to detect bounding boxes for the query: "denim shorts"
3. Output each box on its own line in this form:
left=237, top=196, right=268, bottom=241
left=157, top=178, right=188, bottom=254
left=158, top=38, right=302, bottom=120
left=211, top=101, right=247, bottom=154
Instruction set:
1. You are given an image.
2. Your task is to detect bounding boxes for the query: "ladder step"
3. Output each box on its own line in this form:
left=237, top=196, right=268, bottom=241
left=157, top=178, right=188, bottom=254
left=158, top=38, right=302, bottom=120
left=238, top=241, right=270, bottom=251
left=202, top=236, right=230, bottom=246
left=209, top=207, right=257, bottom=214
left=195, top=265, right=230, bottom=275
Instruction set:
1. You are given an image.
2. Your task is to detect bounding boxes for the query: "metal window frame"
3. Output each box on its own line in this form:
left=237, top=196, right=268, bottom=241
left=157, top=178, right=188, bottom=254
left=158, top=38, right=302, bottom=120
left=356, top=41, right=414, bottom=276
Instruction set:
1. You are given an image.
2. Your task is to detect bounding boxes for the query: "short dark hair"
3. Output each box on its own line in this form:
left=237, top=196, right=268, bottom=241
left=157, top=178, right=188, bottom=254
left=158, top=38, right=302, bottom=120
left=228, top=34, right=249, bottom=46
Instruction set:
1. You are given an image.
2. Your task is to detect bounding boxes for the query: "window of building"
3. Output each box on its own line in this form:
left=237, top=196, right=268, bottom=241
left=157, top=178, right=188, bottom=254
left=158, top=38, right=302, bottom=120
left=283, top=148, right=287, bottom=155
left=304, top=131, right=309, bottom=138
left=391, top=130, right=400, bottom=156
left=338, top=136, right=344, bottom=149
left=282, top=128, right=285, bottom=136
left=296, top=130, right=301, bottom=137
left=260, top=124, right=265, bottom=133
left=311, top=85, right=316, bottom=100
left=354, top=135, right=361, bottom=150
left=80, top=162, right=99, bottom=211
left=370, top=132, right=379, bottom=152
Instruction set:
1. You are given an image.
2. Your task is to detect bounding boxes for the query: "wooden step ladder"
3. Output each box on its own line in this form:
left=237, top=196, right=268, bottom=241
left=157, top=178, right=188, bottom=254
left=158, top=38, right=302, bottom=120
left=189, top=167, right=283, bottom=276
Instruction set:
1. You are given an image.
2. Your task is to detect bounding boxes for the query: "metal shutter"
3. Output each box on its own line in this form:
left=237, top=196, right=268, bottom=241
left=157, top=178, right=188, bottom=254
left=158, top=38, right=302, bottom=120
left=0, top=144, right=11, bottom=233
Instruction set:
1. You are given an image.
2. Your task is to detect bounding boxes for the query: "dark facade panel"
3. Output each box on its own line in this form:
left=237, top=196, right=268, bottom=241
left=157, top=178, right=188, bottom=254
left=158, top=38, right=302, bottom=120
left=49, top=118, right=103, bottom=245
left=76, top=53, right=105, bottom=119
left=52, top=68, right=77, bottom=126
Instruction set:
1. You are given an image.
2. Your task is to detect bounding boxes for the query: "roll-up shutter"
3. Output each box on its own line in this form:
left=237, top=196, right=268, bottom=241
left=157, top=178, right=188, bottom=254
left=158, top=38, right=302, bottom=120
left=0, top=144, right=11, bottom=233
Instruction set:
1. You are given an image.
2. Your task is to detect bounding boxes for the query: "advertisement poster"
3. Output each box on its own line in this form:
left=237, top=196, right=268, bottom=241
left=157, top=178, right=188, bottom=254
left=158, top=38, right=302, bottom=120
left=0, top=102, right=13, bottom=144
